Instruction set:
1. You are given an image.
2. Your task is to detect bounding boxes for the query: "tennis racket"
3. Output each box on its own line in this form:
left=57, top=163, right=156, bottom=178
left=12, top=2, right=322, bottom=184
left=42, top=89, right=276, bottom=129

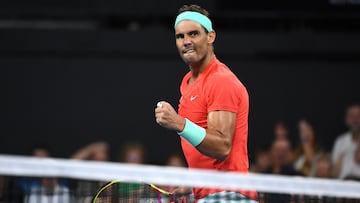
left=92, top=179, right=175, bottom=203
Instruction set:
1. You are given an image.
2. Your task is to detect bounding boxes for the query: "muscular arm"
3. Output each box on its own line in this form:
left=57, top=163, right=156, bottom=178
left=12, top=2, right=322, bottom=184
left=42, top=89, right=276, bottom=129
left=155, top=102, right=236, bottom=161
left=196, top=111, right=236, bottom=160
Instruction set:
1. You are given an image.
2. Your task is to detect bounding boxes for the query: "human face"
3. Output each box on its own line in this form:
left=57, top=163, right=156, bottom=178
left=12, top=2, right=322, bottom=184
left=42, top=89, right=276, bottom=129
left=274, top=122, right=288, bottom=139
left=345, top=105, right=360, bottom=133
left=315, top=159, right=331, bottom=178
left=32, top=149, right=50, bottom=157
left=125, top=149, right=144, bottom=164
left=271, top=139, right=292, bottom=166
left=175, top=20, right=215, bottom=66
left=166, top=155, right=185, bottom=167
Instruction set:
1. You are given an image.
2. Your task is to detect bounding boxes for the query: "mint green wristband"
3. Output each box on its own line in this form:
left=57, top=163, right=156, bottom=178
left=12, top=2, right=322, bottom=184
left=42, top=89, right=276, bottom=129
left=177, top=118, right=206, bottom=147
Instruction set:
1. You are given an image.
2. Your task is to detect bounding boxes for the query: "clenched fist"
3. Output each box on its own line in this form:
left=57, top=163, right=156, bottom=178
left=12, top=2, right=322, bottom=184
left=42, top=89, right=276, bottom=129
left=155, top=101, right=185, bottom=132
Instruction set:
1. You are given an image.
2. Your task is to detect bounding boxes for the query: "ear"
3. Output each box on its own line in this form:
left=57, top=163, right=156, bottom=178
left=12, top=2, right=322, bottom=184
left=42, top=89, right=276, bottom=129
left=207, top=30, right=216, bottom=44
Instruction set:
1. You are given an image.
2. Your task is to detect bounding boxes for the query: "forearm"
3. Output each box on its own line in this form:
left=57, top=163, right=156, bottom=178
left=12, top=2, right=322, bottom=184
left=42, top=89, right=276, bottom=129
left=302, top=145, right=314, bottom=163
left=71, top=146, right=93, bottom=160
left=71, top=149, right=90, bottom=159
left=196, top=129, right=232, bottom=160
left=178, top=118, right=232, bottom=160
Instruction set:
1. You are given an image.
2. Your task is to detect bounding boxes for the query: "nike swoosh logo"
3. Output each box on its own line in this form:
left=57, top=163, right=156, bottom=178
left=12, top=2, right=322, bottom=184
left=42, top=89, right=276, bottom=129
left=190, top=95, right=198, bottom=101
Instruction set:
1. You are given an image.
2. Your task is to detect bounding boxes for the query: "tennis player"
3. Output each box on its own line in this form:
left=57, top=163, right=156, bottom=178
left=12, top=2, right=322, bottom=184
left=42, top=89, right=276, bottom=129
left=155, top=4, right=258, bottom=203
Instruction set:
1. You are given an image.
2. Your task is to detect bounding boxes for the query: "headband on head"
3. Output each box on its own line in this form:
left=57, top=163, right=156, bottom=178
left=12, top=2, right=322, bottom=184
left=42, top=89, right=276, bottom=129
left=174, top=11, right=213, bottom=32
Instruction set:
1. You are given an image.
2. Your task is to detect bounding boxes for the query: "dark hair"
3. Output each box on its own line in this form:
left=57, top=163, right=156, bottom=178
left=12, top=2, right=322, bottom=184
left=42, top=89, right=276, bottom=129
left=30, top=144, right=51, bottom=153
left=177, top=4, right=211, bottom=33
left=346, top=102, right=360, bottom=112
left=178, top=4, right=210, bottom=17
left=30, top=144, right=52, bottom=157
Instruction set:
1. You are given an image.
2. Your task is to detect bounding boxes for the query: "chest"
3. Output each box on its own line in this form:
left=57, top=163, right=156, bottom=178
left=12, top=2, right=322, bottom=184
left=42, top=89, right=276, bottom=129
left=178, top=84, right=208, bottom=126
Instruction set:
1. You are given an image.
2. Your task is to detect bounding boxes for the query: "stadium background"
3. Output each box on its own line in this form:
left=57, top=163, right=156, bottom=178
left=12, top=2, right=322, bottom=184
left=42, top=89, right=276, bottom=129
left=1, top=0, right=360, bottom=164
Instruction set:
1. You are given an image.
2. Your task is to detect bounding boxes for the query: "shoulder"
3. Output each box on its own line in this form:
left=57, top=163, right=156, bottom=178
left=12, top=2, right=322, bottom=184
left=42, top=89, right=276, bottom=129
left=334, top=131, right=352, bottom=144
left=205, top=71, right=246, bottom=96
left=207, top=63, right=243, bottom=87
left=203, top=58, right=247, bottom=95
left=181, top=71, right=192, bottom=83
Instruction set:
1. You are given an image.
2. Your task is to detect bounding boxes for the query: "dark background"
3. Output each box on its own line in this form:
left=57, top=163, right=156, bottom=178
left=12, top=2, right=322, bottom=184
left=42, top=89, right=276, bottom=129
left=1, top=0, right=360, bottom=164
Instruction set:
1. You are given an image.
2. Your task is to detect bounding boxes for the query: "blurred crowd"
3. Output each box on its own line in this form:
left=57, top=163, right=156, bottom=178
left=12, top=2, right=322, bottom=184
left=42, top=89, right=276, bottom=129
left=0, top=140, right=187, bottom=203
left=0, top=103, right=359, bottom=203
left=248, top=103, right=360, bottom=203
left=250, top=103, right=360, bottom=181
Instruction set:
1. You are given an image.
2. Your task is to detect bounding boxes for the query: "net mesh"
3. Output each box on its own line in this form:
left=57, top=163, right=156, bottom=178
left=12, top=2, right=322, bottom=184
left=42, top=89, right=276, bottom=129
left=1, top=154, right=360, bottom=203
left=92, top=181, right=176, bottom=203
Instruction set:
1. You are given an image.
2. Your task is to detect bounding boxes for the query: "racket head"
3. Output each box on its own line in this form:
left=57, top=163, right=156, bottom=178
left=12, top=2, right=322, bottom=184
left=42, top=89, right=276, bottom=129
left=92, top=179, right=175, bottom=203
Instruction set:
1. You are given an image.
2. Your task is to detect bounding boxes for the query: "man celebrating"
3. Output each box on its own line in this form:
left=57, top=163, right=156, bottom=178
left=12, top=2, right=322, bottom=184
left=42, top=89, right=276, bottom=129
left=332, top=103, right=360, bottom=178
left=155, top=4, right=258, bottom=203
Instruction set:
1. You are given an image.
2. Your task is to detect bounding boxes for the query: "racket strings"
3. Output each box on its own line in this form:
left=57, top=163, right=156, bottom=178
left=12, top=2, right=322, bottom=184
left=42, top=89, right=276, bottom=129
left=93, top=182, right=175, bottom=203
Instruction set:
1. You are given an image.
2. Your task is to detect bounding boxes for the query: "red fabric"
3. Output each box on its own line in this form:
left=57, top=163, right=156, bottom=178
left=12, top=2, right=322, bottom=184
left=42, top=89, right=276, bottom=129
left=178, top=57, right=258, bottom=201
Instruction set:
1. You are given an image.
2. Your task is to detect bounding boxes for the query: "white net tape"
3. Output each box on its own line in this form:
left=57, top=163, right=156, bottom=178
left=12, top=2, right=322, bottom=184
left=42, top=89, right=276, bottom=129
left=1, top=154, right=360, bottom=199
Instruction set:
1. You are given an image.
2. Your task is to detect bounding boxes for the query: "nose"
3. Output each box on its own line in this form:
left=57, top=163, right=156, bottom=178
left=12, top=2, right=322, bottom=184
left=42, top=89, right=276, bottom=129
left=183, top=35, right=192, bottom=46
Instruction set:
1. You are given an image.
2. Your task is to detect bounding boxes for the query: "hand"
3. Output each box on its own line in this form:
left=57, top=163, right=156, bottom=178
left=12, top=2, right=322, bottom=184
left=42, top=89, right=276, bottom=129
left=155, top=101, right=185, bottom=132
left=298, top=120, right=313, bottom=144
left=71, top=141, right=108, bottom=160
left=85, top=142, right=108, bottom=155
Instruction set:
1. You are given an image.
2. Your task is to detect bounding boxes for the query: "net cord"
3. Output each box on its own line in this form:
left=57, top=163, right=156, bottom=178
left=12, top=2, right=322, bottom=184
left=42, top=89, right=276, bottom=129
left=0, top=154, right=360, bottom=198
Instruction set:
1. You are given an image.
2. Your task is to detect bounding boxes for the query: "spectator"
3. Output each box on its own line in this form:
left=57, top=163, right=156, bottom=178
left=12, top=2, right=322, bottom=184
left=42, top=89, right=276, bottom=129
left=310, top=152, right=337, bottom=203
left=165, top=153, right=187, bottom=168
left=337, top=135, right=360, bottom=180
left=71, top=141, right=109, bottom=161
left=312, top=152, right=333, bottom=178
left=70, top=141, right=110, bottom=203
left=332, top=103, right=360, bottom=178
left=265, top=138, right=302, bottom=176
left=250, top=147, right=271, bottom=174
left=17, top=145, right=52, bottom=194
left=292, top=119, right=323, bottom=176
left=24, top=177, right=71, bottom=203
left=19, top=145, right=72, bottom=203
left=119, top=142, right=146, bottom=164
left=162, top=153, right=188, bottom=197
left=263, top=138, right=303, bottom=203
left=274, top=121, right=289, bottom=140
left=0, top=176, right=22, bottom=203
left=31, top=146, right=50, bottom=158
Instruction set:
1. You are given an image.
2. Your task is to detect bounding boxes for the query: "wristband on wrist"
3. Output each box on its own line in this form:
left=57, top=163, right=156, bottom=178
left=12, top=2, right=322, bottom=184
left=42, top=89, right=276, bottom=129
left=177, top=118, right=206, bottom=147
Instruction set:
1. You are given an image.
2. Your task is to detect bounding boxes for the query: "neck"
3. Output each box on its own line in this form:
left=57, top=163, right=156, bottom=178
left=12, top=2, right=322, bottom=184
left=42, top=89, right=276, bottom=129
left=352, top=131, right=360, bottom=139
left=189, top=53, right=215, bottom=79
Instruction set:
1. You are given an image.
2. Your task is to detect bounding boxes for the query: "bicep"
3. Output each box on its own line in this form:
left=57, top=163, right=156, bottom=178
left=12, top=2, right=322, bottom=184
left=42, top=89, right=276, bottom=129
left=207, top=110, right=236, bottom=140
left=196, top=111, right=236, bottom=160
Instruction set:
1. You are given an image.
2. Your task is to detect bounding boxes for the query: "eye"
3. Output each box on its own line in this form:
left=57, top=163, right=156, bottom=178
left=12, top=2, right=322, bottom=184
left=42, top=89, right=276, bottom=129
left=175, top=34, right=184, bottom=39
left=189, top=31, right=199, bottom=37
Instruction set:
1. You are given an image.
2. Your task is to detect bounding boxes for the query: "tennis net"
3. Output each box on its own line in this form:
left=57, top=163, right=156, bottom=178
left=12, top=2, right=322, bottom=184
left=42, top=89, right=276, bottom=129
left=0, top=154, right=360, bottom=203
